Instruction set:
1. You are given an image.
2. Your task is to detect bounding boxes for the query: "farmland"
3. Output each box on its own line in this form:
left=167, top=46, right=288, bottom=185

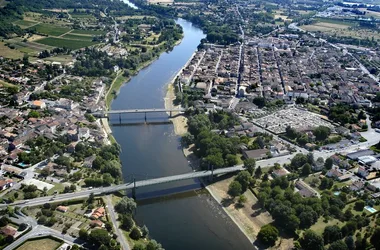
left=0, top=42, right=25, bottom=59
left=35, top=37, right=98, bottom=49
left=13, top=19, right=39, bottom=29
left=71, top=29, right=106, bottom=35
left=301, top=21, right=352, bottom=32
left=62, top=33, right=95, bottom=41
left=33, top=23, right=71, bottom=36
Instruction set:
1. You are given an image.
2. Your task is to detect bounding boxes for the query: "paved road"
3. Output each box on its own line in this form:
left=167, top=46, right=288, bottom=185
left=105, top=195, right=130, bottom=250
left=93, top=108, right=185, bottom=116
left=2, top=166, right=244, bottom=208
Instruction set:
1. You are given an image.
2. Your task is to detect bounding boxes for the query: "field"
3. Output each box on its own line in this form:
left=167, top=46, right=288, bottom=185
left=62, top=33, right=95, bottom=41
left=0, top=42, right=24, bottom=59
left=16, top=238, right=62, bottom=250
left=71, top=13, right=94, bottom=19
left=71, top=29, right=106, bottom=35
left=33, top=23, right=71, bottom=36
left=13, top=20, right=38, bottom=29
left=301, top=22, right=352, bottom=32
left=35, top=37, right=98, bottom=49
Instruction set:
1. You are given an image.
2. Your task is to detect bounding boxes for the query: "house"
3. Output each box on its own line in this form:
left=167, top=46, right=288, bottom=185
left=56, top=206, right=69, bottom=213
left=91, top=207, right=105, bottom=219
left=272, top=168, right=288, bottom=178
left=357, top=166, right=369, bottom=178
left=350, top=180, right=365, bottom=191
left=78, top=128, right=90, bottom=140
left=30, top=100, right=46, bottom=109
left=0, top=179, right=14, bottom=191
left=295, top=180, right=319, bottom=198
left=312, top=160, right=325, bottom=172
left=0, top=225, right=17, bottom=238
left=326, top=166, right=351, bottom=181
left=90, top=220, right=104, bottom=228
left=242, top=149, right=269, bottom=160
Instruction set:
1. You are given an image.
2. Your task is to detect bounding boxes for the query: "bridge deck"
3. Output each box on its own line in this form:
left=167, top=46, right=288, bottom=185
left=93, top=108, right=186, bottom=115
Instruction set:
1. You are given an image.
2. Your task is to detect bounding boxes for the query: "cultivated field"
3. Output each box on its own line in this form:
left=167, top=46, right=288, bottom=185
left=35, top=37, right=98, bottom=49
left=62, top=33, right=95, bottom=41
left=13, top=19, right=39, bottom=29
left=16, top=238, right=62, bottom=250
left=301, top=22, right=351, bottom=32
left=0, top=42, right=24, bottom=59
left=71, top=29, right=106, bottom=35
left=33, top=23, right=71, bottom=36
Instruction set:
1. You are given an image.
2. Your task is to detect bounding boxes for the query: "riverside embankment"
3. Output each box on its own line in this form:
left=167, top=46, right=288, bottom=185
left=109, top=18, right=254, bottom=250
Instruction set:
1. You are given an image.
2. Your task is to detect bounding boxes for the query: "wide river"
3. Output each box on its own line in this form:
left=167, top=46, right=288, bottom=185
left=110, top=19, right=253, bottom=250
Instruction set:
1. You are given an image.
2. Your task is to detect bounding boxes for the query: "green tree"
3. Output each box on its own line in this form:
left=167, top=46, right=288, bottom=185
left=324, top=225, right=343, bottom=244
left=370, top=227, right=380, bottom=250
left=314, top=126, right=331, bottom=141
left=301, top=163, right=312, bottom=176
left=291, top=153, right=308, bottom=169
left=141, top=225, right=149, bottom=238
left=257, top=224, right=279, bottom=246
left=255, top=166, right=262, bottom=178
left=188, top=114, right=212, bottom=135
left=225, top=154, right=238, bottom=166
left=325, top=158, right=333, bottom=170
left=243, top=158, right=255, bottom=175
left=129, top=227, right=141, bottom=240
left=354, top=200, right=365, bottom=211
left=115, top=197, right=137, bottom=215
left=120, top=215, right=134, bottom=231
left=228, top=181, right=242, bottom=197
left=285, top=126, right=298, bottom=139
left=88, top=229, right=111, bottom=246
left=133, top=243, right=145, bottom=250
left=328, top=240, right=348, bottom=250
left=235, top=171, right=252, bottom=191
left=301, top=230, right=325, bottom=250
left=238, top=195, right=247, bottom=205
left=28, top=110, right=40, bottom=118
left=146, top=240, right=163, bottom=250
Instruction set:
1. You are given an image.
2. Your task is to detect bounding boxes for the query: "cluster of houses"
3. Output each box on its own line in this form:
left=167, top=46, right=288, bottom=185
left=57, top=205, right=106, bottom=228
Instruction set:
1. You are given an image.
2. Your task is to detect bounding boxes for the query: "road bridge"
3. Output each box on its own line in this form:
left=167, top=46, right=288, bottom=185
left=4, top=165, right=244, bottom=208
left=92, top=108, right=186, bottom=119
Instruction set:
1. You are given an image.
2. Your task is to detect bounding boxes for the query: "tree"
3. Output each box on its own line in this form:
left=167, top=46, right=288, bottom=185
left=146, top=240, right=164, bottom=250
left=370, top=227, right=380, bottom=250
left=301, top=230, right=325, bottom=250
left=0, top=217, right=8, bottom=227
left=88, top=229, right=111, bottom=246
left=328, top=240, right=348, bottom=250
left=314, top=126, right=331, bottom=141
left=325, top=158, right=333, bottom=170
left=324, top=225, right=343, bottom=244
left=291, top=153, right=308, bottom=169
left=37, top=215, right=47, bottom=225
left=345, top=236, right=355, bottom=250
left=286, top=214, right=300, bottom=232
left=238, top=195, right=247, bottom=205
left=301, top=163, right=312, bottom=176
left=141, top=225, right=149, bottom=238
left=354, top=200, right=365, bottom=211
left=228, top=181, right=242, bottom=197
left=235, top=171, right=252, bottom=191
left=18, top=223, right=28, bottom=231
left=188, top=114, right=211, bottom=135
left=257, top=224, right=279, bottom=246
left=115, top=197, right=137, bottom=215
left=243, top=158, right=255, bottom=175
left=253, top=97, right=266, bottom=108
left=120, top=215, right=134, bottom=231
left=285, top=126, right=298, bottom=139
left=79, top=228, right=88, bottom=240
left=129, top=227, right=141, bottom=240
left=133, top=243, right=145, bottom=250
left=255, top=166, right=262, bottom=178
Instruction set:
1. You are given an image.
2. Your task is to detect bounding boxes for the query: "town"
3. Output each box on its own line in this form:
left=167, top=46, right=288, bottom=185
left=0, top=0, right=379, bottom=249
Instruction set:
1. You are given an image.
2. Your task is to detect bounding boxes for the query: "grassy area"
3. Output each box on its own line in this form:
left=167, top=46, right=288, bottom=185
left=34, top=23, right=71, bottom=36
left=71, top=13, right=94, bottom=19
left=16, top=238, right=62, bottom=250
left=47, top=183, right=65, bottom=195
left=0, top=79, right=18, bottom=88
left=13, top=19, right=38, bottom=28
left=308, top=217, right=344, bottom=235
left=106, top=71, right=127, bottom=108
left=42, top=54, right=73, bottom=64
left=62, top=33, right=95, bottom=41
left=0, top=42, right=25, bottom=59
left=35, top=37, right=98, bottom=50
left=71, top=29, right=106, bottom=35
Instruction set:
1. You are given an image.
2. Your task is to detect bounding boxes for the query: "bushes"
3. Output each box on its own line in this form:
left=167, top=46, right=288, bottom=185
left=257, top=224, right=279, bottom=246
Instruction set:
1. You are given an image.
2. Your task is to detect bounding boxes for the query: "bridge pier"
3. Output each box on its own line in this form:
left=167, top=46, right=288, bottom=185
left=208, top=165, right=214, bottom=182
left=169, top=111, right=172, bottom=118
left=144, top=112, right=147, bottom=123
left=132, top=177, right=136, bottom=200
left=119, top=113, right=121, bottom=124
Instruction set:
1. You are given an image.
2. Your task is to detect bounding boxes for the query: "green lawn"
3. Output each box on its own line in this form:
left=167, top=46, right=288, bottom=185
left=309, top=217, right=344, bottom=235
left=71, top=13, right=94, bottom=19
left=35, top=37, right=98, bottom=50
left=62, top=33, right=95, bottom=41
left=47, top=183, right=65, bottom=195
left=34, top=23, right=71, bottom=36
left=71, top=29, right=106, bottom=35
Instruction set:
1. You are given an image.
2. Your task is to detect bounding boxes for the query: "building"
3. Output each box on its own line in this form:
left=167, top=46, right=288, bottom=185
left=0, top=179, right=14, bottom=191
left=90, top=220, right=104, bottom=228
left=91, top=207, right=105, bottom=219
left=295, top=180, right=319, bottom=198
left=242, top=149, right=269, bottom=160
left=272, top=168, right=288, bottom=178
left=357, top=166, right=369, bottom=178
left=30, top=100, right=46, bottom=109
left=56, top=206, right=69, bottom=213
left=0, top=225, right=17, bottom=239
left=350, top=180, right=365, bottom=191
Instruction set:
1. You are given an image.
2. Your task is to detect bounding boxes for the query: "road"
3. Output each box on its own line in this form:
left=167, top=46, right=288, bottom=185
left=1, top=165, right=245, bottom=208
left=105, top=195, right=130, bottom=250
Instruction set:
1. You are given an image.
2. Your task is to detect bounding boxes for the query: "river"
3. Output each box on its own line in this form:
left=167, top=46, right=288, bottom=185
left=110, top=18, right=253, bottom=250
